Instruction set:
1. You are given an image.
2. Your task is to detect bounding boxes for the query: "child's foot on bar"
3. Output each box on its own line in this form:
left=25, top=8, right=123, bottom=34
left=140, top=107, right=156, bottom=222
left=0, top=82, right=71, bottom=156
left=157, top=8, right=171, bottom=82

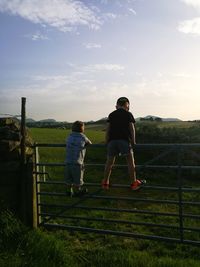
left=101, top=179, right=110, bottom=190
left=130, top=179, right=146, bottom=191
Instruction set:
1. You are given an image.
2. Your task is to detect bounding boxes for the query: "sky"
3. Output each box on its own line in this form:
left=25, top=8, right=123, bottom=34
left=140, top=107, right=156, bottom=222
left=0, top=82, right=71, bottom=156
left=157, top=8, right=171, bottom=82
left=0, top=0, right=200, bottom=122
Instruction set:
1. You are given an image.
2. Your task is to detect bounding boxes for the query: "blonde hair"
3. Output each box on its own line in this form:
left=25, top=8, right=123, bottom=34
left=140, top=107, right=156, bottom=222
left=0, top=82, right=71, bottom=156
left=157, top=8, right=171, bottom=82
left=72, top=121, right=84, bottom=132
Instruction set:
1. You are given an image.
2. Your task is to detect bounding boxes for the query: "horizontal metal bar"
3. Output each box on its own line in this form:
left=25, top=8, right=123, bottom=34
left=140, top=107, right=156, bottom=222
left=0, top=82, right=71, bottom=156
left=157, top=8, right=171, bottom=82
left=34, top=143, right=200, bottom=148
left=35, top=162, right=200, bottom=170
left=43, top=223, right=200, bottom=246
left=40, top=212, right=200, bottom=232
left=37, top=180, right=66, bottom=185
left=36, top=162, right=65, bottom=167
left=39, top=213, right=179, bottom=229
left=136, top=165, right=200, bottom=170
left=37, top=191, right=178, bottom=205
left=38, top=191, right=200, bottom=206
left=39, top=202, right=200, bottom=219
left=39, top=203, right=179, bottom=217
left=36, top=180, right=200, bottom=193
left=38, top=191, right=180, bottom=205
left=34, top=143, right=66, bottom=148
left=33, top=171, right=49, bottom=176
left=142, top=185, right=200, bottom=192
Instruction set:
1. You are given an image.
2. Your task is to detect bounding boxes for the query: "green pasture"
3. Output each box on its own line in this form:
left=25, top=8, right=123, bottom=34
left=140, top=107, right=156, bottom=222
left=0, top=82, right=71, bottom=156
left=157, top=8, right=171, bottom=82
left=30, top=127, right=105, bottom=144
left=1, top=124, right=200, bottom=266
left=30, top=127, right=200, bottom=256
left=137, top=120, right=200, bottom=129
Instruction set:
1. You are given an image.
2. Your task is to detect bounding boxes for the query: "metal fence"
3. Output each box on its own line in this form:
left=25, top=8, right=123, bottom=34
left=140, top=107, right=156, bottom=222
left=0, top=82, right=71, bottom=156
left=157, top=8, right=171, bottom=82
left=34, top=143, right=200, bottom=246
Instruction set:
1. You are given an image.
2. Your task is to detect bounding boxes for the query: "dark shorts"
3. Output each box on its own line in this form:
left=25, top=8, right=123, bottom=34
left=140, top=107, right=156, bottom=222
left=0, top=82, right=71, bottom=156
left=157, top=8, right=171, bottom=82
left=107, top=139, right=133, bottom=157
left=64, top=164, right=84, bottom=186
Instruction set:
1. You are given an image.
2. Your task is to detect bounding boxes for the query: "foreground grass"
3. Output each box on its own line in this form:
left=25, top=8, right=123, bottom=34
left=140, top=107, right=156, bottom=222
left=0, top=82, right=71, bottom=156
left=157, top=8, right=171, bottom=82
left=0, top=210, right=73, bottom=267
left=1, top=210, right=200, bottom=267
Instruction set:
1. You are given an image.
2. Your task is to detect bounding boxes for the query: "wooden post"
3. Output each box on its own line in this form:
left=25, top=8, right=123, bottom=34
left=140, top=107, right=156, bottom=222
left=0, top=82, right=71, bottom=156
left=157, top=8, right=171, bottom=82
left=21, top=97, right=26, bottom=165
left=20, top=97, right=27, bottom=224
left=19, top=97, right=38, bottom=228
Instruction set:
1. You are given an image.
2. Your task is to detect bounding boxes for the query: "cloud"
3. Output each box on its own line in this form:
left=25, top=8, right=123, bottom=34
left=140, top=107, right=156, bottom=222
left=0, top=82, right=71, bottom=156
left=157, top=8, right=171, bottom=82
left=25, top=31, right=49, bottom=41
left=128, top=8, right=136, bottom=15
left=172, top=73, right=192, bottom=78
left=1, top=69, right=200, bottom=121
left=92, top=64, right=125, bottom=71
left=32, top=63, right=125, bottom=86
left=69, top=63, right=125, bottom=73
left=180, top=0, right=200, bottom=9
left=83, top=43, right=102, bottom=49
left=179, top=0, right=200, bottom=35
left=0, top=0, right=102, bottom=32
left=178, top=17, right=200, bottom=35
left=103, top=12, right=118, bottom=20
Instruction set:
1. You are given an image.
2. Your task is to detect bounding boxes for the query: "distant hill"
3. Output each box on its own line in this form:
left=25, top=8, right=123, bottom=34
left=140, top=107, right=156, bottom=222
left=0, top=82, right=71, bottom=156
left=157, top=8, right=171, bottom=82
left=38, top=119, right=57, bottom=123
left=26, top=118, right=70, bottom=128
left=162, top=118, right=182, bottom=122
left=136, top=115, right=182, bottom=122
left=92, top=117, right=107, bottom=123
left=26, top=115, right=188, bottom=128
left=26, top=118, right=36, bottom=123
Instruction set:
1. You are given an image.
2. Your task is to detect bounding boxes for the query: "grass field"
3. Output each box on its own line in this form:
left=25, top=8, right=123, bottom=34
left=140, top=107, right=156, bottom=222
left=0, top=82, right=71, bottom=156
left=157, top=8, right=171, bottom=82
left=28, top=125, right=200, bottom=266
left=1, top=123, right=200, bottom=267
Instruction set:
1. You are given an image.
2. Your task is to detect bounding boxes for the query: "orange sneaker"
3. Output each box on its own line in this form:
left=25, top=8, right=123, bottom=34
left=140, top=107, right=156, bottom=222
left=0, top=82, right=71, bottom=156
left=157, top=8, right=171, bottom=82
left=101, top=179, right=110, bottom=190
left=130, top=179, right=146, bottom=191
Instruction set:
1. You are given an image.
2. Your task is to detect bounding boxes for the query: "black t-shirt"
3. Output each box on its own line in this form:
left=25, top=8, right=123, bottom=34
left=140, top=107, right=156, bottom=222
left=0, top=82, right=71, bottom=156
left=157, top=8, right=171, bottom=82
left=107, top=108, right=135, bottom=141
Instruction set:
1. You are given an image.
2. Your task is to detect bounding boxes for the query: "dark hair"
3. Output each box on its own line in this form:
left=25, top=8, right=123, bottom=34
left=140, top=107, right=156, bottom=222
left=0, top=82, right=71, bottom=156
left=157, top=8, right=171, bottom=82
left=72, top=121, right=84, bottom=132
left=116, top=97, right=130, bottom=106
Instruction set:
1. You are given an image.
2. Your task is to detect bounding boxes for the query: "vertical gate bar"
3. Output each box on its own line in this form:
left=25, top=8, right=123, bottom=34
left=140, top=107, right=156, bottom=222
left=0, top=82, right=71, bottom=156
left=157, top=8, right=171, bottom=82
left=177, top=145, right=184, bottom=243
left=34, top=144, right=41, bottom=225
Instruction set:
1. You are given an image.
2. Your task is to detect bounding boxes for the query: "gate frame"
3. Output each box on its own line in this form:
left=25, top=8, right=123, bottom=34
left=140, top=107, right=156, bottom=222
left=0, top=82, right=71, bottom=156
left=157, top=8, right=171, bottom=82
left=33, top=143, right=200, bottom=246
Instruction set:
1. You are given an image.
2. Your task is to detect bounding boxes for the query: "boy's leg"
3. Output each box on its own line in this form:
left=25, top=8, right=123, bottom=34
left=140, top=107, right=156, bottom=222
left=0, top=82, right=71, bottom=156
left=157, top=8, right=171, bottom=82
left=117, top=140, right=136, bottom=181
left=126, top=152, right=146, bottom=190
left=72, top=165, right=88, bottom=195
left=126, top=152, right=136, bottom=181
left=102, top=140, right=118, bottom=188
left=103, top=156, right=115, bottom=185
left=64, top=164, right=74, bottom=196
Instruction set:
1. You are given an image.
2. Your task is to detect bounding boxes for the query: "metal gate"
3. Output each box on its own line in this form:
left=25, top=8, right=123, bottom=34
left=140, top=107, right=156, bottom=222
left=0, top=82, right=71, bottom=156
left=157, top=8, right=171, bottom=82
left=34, top=143, right=200, bottom=246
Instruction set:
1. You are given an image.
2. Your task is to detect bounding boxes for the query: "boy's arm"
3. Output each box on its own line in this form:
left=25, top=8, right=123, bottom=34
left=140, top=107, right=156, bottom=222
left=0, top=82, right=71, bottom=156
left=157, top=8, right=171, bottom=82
left=85, top=137, right=92, bottom=146
left=129, top=122, right=136, bottom=146
left=87, top=139, right=92, bottom=145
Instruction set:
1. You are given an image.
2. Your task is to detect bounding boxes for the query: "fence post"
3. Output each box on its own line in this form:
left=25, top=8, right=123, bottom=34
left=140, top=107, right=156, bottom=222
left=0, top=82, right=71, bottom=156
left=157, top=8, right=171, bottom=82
left=20, top=97, right=27, bottom=224
left=19, top=97, right=38, bottom=228
left=20, top=97, right=26, bottom=165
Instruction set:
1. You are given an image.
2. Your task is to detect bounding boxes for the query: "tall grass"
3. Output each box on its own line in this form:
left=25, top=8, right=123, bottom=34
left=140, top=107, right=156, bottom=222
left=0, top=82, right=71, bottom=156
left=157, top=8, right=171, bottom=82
left=1, top=210, right=200, bottom=267
left=0, top=210, right=76, bottom=267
